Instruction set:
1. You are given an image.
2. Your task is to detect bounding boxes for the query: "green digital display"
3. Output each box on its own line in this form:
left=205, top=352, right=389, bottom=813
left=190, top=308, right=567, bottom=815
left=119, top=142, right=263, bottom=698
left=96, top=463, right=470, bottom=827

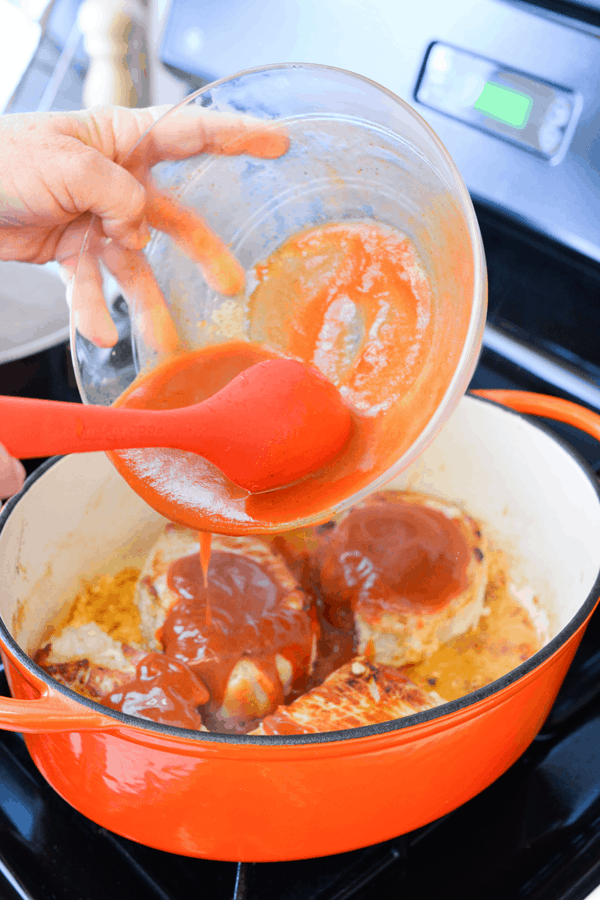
left=474, top=82, right=533, bottom=130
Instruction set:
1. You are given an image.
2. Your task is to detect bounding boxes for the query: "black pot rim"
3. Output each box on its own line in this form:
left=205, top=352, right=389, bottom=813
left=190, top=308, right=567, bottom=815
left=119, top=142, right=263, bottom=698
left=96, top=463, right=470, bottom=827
left=1, top=393, right=599, bottom=747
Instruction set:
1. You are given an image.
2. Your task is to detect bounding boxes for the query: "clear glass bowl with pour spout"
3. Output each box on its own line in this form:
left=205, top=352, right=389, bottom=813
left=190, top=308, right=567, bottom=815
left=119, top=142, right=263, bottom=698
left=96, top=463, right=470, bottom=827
left=70, top=62, right=487, bottom=534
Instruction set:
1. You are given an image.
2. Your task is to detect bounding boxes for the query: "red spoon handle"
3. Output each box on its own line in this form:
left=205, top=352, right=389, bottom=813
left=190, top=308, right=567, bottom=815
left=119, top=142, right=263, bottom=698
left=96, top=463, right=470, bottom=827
left=0, top=395, right=186, bottom=458
left=0, top=360, right=353, bottom=492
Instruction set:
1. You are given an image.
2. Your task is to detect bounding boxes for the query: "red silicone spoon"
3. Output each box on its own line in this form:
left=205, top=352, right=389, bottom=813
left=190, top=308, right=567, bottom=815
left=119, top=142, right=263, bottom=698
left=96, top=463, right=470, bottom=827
left=0, top=360, right=352, bottom=493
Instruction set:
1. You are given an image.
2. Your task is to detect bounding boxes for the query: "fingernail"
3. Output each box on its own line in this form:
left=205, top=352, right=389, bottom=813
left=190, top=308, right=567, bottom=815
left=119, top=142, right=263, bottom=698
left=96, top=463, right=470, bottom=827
left=74, top=309, right=119, bottom=348
left=65, top=276, right=74, bottom=309
left=133, top=222, right=151, bottom=250
left=58, top=265, right=72, bottom=286
left=0, top=456, right=25, bottom=500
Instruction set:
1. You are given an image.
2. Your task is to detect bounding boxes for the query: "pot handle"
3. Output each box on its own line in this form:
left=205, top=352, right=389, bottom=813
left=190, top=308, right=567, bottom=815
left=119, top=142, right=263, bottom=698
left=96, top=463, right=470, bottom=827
left=472, top=390, right=600, bottom=441
left=0, top=685, right=117, bottom=733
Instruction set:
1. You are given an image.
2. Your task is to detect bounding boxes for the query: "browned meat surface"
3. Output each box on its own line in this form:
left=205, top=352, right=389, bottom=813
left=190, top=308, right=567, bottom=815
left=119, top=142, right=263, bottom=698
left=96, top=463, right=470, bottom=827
left=251, top=656, right=445, bottom=735
left=35, top=642, right=146, bottom=702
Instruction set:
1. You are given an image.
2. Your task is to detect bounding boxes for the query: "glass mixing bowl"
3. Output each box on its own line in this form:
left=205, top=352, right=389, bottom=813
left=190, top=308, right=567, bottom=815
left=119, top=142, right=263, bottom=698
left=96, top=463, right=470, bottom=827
left=71, top=62, right=487, bottom=534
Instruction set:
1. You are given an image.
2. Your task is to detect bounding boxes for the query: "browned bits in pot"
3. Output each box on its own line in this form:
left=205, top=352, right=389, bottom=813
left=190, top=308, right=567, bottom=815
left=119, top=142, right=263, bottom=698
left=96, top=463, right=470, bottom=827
left=61, top=567, right=143, bottom=646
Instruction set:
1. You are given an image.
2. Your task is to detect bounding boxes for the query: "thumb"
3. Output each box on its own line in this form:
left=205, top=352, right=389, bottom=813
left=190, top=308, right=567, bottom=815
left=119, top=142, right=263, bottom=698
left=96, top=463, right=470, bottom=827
left=64, top=144, right=151, bottom=250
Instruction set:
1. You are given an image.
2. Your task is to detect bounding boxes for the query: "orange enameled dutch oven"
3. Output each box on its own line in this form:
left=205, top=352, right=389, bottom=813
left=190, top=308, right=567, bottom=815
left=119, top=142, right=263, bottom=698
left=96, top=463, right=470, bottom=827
left=0, top=391, right=599, bottom=862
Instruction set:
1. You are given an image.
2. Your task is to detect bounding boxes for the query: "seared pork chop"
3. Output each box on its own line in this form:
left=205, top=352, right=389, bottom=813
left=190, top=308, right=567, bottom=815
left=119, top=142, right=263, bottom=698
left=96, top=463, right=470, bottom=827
left=317, top=491, right=488, bottom=666
left=134, top=524, right=318, bottom=731
left=251, top=656, right=445, bottom=734
left=35, top=623, right=147, bottom=701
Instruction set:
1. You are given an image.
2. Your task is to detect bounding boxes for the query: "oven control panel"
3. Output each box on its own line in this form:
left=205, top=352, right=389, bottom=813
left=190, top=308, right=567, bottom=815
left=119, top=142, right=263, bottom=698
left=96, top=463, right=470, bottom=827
left=415, top=43, right=581, bottom=164
left=160, top=0, right=600, bottom=264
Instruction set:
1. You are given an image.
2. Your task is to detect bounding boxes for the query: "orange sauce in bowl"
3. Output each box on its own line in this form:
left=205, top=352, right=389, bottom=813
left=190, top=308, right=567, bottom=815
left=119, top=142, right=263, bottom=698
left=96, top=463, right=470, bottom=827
left=108, top=221, right=450, bottom=533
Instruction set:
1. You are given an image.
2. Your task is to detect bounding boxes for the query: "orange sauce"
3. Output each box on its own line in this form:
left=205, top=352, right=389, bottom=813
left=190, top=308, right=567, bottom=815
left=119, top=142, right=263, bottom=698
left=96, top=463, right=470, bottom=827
left=160, top=550, right=314, bottom=729
left=109, top=221, right=440, bottom=534
left=105, top=652, right=209, bottom=729
left=37, top=524, right=541, bottom=733
left=198, top=531, right=212, bottom=627
left=318, top=501, right=471, bottom=618
left=198, top=532, right=212, bottom=587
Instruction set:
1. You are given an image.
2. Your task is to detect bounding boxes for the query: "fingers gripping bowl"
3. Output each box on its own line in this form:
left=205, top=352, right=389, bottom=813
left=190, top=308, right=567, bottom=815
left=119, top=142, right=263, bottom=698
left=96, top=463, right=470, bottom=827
left=71, top=63, right=486, bottom=533
left=0, top=394, right=600, bottom=860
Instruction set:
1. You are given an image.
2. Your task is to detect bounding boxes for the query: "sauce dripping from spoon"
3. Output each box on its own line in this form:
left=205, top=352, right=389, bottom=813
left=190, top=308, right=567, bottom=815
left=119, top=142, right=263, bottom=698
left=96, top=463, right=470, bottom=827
left=198, top=531, right=213, bottom=627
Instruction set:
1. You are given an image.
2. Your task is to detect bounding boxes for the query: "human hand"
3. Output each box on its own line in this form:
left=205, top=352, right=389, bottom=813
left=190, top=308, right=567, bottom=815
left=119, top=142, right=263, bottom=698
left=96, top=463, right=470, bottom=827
left=0, top=443, right=25, bottom=502
left=0, top=106, right=289, bottom=347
